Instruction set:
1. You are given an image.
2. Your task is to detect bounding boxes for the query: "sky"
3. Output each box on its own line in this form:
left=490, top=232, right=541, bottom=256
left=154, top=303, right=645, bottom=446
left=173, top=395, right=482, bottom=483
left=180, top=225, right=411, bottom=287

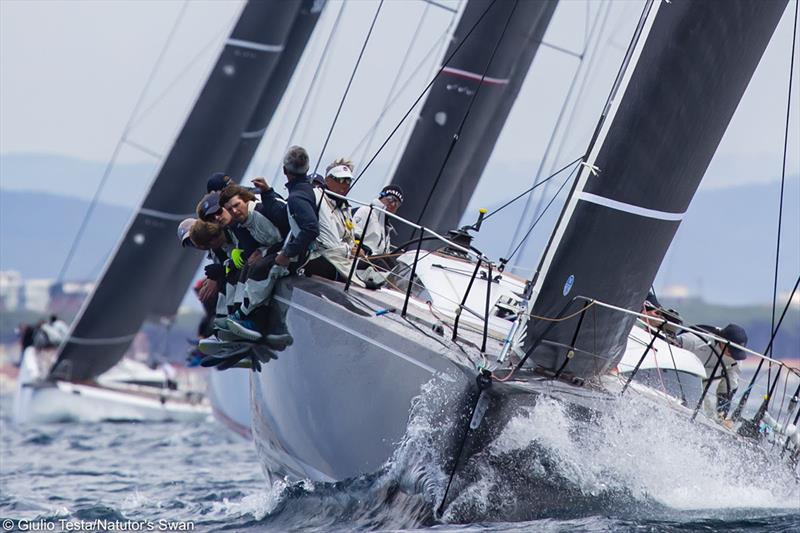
left=0, top=0, right=798, bottom=305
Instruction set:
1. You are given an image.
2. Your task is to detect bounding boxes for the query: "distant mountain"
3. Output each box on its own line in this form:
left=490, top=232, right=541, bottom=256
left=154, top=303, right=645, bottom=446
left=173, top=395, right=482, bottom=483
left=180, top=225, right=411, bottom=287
left=471, top=175, right=799, bottom=305
left=0, top=190, right=131, bottom=280
left=1, top=153, right=797, bottom=305
left=0, top=152, right=155, bottom=208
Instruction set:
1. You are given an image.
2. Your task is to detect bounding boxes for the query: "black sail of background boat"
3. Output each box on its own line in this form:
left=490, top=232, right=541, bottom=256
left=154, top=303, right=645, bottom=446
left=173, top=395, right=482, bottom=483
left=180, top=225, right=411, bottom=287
left=14, top=0, right=324, bottom=423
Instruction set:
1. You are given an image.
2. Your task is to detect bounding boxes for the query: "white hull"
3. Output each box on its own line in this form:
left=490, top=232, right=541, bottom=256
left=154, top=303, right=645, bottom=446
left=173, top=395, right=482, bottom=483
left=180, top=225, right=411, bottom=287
left=13, top=347, right=210, bottom=424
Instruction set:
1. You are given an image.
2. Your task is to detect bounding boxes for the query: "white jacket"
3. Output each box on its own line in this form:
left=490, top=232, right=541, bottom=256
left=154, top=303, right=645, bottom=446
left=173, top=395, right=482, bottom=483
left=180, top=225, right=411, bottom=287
left=353, top=199, right=392, bottom=255
left=241, top=201, right=282, bottom=248
left=312, top=189, right=354, bottom=259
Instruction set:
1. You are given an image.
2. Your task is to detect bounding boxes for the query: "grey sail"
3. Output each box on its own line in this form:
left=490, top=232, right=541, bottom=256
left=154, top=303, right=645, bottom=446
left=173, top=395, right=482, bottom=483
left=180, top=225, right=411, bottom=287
left=51, top=0, right=304, bottom=382
left=149, top=0, right=325, bottom=319
left=521, top=0, right=788, bottom=379
left=390, top=0, right=558, bottom=242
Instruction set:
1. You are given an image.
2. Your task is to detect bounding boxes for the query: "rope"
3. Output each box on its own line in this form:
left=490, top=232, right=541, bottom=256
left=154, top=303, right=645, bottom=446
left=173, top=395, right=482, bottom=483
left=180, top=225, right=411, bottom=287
left=56, top=1, right=190, bottom=283
left=415, top=0, right=519, bottom=227
left=350, top=0, right=500, bottom=190
left=313, top=0, right=385, bottom=175
left=529, top=300, right=596, bottom=323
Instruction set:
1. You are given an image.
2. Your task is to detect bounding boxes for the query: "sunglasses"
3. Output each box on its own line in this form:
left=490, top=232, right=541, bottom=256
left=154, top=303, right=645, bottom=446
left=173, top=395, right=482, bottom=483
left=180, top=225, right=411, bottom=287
left=329, top=176, right=353, bottom=184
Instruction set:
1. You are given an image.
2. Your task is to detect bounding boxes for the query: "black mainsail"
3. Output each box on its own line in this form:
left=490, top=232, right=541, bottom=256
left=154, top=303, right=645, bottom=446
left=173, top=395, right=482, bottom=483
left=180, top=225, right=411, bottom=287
left=150, top=0, right=325, bottom=320
left=389, top=0, right=558, bottom=241
left=521, top=0, right=788, bottom=379
left=51, top=0, right=306, bottom=381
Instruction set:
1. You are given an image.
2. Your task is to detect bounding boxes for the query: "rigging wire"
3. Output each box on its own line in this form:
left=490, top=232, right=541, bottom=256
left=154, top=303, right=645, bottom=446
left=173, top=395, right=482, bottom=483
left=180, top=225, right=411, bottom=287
left=270, top=1, right=349, bottom=183
left=353, top=2, right=432, bottom=168
left=56, top=1, right=191, bottom=283
left=414, top=0, right=520, bottom=227
left=482, top=155, right=583, bottom=221
left=128, top=9, right=240, bottom=131
left=349, top=0, right=500, bottom=190
left=384, top=2, right=462, bottom=184
left=510, top=0, right=613, bottom=259
left=768, top=0, right=798, bottom=389
left=504, top=162, right=580, bottom=265
left=313, top=0, right=385, bottom=175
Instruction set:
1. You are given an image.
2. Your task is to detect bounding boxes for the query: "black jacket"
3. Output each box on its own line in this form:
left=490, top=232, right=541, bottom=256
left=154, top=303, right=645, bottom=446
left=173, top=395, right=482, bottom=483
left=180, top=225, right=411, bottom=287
left=283, top=178, right=319, bottom=259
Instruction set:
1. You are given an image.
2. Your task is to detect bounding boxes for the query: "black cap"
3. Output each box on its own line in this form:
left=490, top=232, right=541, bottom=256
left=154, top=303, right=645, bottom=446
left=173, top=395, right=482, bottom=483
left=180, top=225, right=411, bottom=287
left=720, top=323, right=748, bottom=361
left=199, top=191, right=222, bottom=219
left=379, top=184, right=404, bottom=203
left=644, top=289, right=661, bottom=309
left=207, top=172, right=230, bottom=193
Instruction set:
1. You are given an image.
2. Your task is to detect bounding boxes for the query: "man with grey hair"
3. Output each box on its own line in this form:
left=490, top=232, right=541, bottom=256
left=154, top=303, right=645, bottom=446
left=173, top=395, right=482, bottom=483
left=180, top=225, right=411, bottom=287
left=275, top=145, right=319, bottom=268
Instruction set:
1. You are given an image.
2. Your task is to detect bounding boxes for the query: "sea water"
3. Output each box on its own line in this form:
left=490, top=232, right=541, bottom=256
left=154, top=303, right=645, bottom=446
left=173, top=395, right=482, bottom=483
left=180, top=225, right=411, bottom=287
left=2, top=388, right=799, bottom=532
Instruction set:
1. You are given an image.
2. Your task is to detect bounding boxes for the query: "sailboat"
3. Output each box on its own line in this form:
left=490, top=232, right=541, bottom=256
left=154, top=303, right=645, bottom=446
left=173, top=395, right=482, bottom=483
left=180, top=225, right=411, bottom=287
left=13, top=0, right=324, bottom=424
left=238, top=0, right=799, bottom=512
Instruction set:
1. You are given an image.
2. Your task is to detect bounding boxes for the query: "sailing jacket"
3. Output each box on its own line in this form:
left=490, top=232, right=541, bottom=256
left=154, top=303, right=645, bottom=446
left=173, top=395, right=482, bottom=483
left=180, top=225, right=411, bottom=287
left=353, top=199, right=393, bottom=256
left=241, top=201, right=283, bottom=252
left=313, top=189, right=355, bottom=259
left=283, top=178, right=320, bottom=260
left=255, top=188, right=290, bottom=238
left=676, top=333, right=741, bottom=394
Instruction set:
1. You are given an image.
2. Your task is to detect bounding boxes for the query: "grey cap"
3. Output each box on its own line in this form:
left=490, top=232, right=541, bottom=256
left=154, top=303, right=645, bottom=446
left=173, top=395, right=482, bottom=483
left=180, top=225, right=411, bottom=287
left=177, top=218, right=196, bottom=247
left=283, top=145, right=309, bottom=175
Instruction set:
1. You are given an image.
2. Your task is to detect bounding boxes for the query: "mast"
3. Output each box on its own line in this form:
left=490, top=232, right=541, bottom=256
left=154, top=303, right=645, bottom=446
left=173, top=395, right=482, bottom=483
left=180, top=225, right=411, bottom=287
left=521, top=0, right=788, bottom=379
left=389, top=0, right=559, bottom=242
left=149, top=0, right=325, bottom=319
left=50, top=0, right=305, bottom=382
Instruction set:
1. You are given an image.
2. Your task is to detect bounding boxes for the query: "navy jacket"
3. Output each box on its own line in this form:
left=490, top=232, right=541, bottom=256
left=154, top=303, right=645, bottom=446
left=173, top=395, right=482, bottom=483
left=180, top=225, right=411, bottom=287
left=283, top=178, right=319, bottom=259
left=256, top=188, right=290, bottom=238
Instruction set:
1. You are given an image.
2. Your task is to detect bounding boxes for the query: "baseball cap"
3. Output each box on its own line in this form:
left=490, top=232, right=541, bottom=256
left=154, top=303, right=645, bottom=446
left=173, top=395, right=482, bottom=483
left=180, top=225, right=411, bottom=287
left=206, top=172, right=230, bottom=192
left=199, top=191, right=222, bottom=219
left=177, top=218, right=196, bottom=247
left=720, top=323, right=748, bottom=361
left=379, top=184, right=404, bottom=204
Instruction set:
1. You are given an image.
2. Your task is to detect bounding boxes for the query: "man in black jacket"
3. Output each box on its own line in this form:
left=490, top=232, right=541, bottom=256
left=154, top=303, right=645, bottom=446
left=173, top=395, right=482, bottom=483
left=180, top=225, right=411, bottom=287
left=275, top=145, right=319, bottom=268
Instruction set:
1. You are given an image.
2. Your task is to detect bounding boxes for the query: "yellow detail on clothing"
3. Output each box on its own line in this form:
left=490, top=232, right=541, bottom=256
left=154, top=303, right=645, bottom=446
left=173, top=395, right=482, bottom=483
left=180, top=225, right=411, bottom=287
left=231, top=248, right=245, bottom=269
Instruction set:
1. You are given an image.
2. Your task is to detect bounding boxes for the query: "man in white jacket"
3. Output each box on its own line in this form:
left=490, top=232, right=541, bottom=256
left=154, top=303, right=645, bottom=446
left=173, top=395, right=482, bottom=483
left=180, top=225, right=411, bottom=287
left=353, top=184, right=404, bottom=261
left=304, top=159, right=361, bottom=282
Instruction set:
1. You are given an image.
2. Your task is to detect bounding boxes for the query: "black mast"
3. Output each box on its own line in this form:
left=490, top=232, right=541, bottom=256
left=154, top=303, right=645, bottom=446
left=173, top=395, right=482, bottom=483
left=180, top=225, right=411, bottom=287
left=520, top=0, right=788, bottom=379
left=389, top=0, right=558, bottom=242
left=51, top=0, right=306, bottom=382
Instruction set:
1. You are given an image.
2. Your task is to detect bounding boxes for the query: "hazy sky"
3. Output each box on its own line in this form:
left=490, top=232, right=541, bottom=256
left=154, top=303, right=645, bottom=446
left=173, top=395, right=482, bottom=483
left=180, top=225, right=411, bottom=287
left=2, top=0, right=797, bottom=192
left=1, top=0, right=798, bottom=305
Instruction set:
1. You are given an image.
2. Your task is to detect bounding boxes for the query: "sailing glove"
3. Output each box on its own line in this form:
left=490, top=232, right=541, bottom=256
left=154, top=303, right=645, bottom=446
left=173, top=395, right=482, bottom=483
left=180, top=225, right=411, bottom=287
left=230, top=248, right=246, bottom=269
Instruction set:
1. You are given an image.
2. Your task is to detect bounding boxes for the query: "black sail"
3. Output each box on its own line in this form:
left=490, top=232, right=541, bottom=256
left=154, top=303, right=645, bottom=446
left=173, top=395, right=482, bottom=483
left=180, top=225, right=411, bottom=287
left=51, top=0, right=304, bottom=382
left=390, top=0, right=558, bottom=241
left=149, top=0, right=324, bottom=319
left=521, top=0, right=787, bottom=379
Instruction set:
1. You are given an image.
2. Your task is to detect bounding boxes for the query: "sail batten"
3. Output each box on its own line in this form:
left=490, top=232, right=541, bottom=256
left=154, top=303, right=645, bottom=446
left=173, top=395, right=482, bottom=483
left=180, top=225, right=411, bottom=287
left=522, top=0, right=788, bottom=379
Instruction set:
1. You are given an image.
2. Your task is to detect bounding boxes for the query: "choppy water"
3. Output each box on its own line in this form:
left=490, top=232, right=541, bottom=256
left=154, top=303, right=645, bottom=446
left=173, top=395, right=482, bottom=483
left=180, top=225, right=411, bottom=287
left=2, top=389, right=799, bottom=532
